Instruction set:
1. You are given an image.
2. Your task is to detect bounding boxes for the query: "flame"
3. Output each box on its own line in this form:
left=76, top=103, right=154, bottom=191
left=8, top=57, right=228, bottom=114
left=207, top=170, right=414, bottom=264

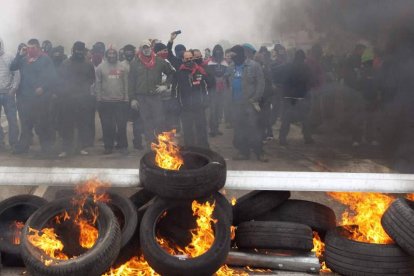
left=27, top=227, right=69, bottom=265
left=103, top=256, right=159, bottom=276
left=231, top=198, right=237, bottom=206
left=151, top=129, right=184, bottom=170
left=328, top=192, right=394, bottom=244
left=407, top=194, right=414, bottom=201
left=230, top=226, right=236, bottom=240
left=10, top=221, right=24, bottom=245
left=312, top=232, right=331, bottom=273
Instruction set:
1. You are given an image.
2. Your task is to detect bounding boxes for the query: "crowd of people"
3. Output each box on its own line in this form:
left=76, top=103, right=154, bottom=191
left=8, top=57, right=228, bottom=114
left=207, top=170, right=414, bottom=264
left=0, top=30, right=413, bottom=165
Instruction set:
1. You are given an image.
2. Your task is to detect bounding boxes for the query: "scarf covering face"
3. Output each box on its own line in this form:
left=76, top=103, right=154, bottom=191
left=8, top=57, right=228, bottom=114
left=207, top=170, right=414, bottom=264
left=179, top=63, right=207, bottom=76
left=138, top=50, right=156, bottom=69
left=27, top=47, right=44, bottom=63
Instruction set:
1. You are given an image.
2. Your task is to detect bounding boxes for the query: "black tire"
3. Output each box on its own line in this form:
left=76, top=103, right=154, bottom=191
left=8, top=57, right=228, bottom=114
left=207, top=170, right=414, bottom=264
left=140, top=147, right=226, bottom=199
left=129, top=189, right=155, bottom=209
left=106, top=191, right=138, bottom=249
left=140, top=197, right=231, bottom=276
left=382, top=198, right=414, bottom=256
left=325, top=226, right=414, bottom=276
left=55, top=190, right=138, bottom=249
left=20, top=198, right=121, bottom=276
left=256, top=199, right=336, bottom=236
left=235, top=221, right=314, bottom=251
left=0, top=195, right=48, bottom=267
left=233, top=191, right=290, bottom=225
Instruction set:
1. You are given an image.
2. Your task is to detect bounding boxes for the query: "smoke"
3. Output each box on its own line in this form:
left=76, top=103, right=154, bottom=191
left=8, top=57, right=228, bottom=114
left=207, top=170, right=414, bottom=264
left=0, top=0, right=280, bottom=53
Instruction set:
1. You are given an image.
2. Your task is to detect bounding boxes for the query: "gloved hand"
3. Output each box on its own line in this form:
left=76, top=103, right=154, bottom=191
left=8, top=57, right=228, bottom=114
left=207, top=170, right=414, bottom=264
left=130, top=99, right=139, bottom=111
left=155, top=85, right=168, bottom=94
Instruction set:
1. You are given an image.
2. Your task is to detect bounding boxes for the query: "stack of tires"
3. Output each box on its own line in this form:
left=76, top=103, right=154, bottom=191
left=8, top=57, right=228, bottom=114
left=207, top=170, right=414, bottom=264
left=233, top=192, right=337, bottom=253
left=139, top=147, right=232, bottom=276
left=323, top=197, right=414, bottom=276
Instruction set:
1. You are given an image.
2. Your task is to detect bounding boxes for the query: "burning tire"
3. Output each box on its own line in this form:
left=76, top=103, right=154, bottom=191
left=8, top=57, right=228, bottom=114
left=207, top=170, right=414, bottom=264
left=140, top=197, right=231, bottom=276
left=140, top=147, right=227, bottom=199
left=20, top=199, right=121, bottom=276
left=0, top=195, right=47, bottom=266
left=235, top=221, right=314, bottom=251
left=325, top=226, right=414, bottom=275
left=382, top=198, right=414, bottom=256
left=233, top=191, right=290, bottom=225
left=256, top=199, right=336, bottom=236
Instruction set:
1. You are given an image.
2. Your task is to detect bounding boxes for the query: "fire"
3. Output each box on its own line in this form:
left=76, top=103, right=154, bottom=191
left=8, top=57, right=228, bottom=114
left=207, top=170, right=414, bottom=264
left=103, top=256, right=159, bottom=276
left=151, top=129, right=184, bottom=170
left=407, top=194, right=414, bottom=201
left=230, top=226, right=236, bottom=240
left=328, top=192, right=394, bottom=244
left=312, top=232, right=331, bottom=273
left=10, top=221, right=25, bottom=245
left=77, top=218, right=99, bottom=249
left=27, top=227, right=69, bottom=265
left=231, top=198, right=237, bottom=206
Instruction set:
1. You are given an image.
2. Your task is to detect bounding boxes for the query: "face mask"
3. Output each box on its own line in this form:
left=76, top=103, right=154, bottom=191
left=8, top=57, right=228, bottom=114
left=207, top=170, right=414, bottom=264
left=232, top=54, right=245, bottom=66
left=142, top=48, right=152, bottom=57
left=194, top=58, right=203, bottom=65
left=184, top=61, right=194, bottom=67
left=125, top=53, right=135, bottom=62
left=158, top=52, right=168, bottom=60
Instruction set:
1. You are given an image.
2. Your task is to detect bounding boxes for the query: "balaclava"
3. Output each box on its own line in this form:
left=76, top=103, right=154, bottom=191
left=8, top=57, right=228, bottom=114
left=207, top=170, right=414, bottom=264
left=51, top=46, right=65, bottom=66
left=230, top=45, right=246, bottom=66
left=72, top=41, right=86, bottom=61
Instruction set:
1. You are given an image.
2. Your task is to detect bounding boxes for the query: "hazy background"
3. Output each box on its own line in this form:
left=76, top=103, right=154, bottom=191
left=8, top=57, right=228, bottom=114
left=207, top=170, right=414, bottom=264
left=0, top=0, right=281, bottom=52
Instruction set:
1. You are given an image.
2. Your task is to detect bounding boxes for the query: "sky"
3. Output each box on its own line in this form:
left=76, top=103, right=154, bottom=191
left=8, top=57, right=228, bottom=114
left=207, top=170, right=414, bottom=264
left=0, top=0, right=281, bottom=53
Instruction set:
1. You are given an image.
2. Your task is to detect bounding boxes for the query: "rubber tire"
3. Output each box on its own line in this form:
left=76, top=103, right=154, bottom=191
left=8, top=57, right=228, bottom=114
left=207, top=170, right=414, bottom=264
left=105, top=191, right=138, bottom=248
left=382, top=198, right=414, bottom=256
left=140, top=147, right=227, bottom=199
left=55, top=190, right=138, bottom=249
left=235, top=221, right=314, bottom=251
left=20, top=198, right=121, bottom=276
left=140, top=197, right=231, bottom=276
left=325, top=226, right=414, bottom=276
left=233, top=191, right=290, bottom=225
left=0, top=195, right=48, bottom=267
left=129, top=189, right=155, bottom=209
left=256, top=199, right=336, bottom=236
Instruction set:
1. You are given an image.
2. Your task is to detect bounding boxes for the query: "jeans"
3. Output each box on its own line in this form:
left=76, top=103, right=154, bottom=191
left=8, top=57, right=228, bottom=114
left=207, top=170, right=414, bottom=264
left=98, top=101, right=129, bottom=150
left=0, top=93, right=19, bottom=147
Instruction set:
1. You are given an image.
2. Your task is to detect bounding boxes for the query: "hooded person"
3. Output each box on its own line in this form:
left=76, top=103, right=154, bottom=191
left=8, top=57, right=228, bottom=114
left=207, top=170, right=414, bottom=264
left=50, top=46, right=67, bottom=67
left=243, top=43, right=257, bottom=60
left=128, top=39, right=175, bottom=147
left=10, top=38, right=58, bottom=157
left=207, top=44, right=230, bottom=137
left=95, top=47, right=129, bottom=154
left=56, top=41, right=96, bottom=158
left=42, top=40, right=53, bottom=56
left=0, top=37, right=20, bottom=149
left=227, top=45, right=267, bottom=162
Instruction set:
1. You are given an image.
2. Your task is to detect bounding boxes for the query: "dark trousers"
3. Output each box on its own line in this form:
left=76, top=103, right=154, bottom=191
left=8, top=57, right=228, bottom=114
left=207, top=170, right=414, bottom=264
left=279, top=98, right=312, bottom=142
left=17, top=95, right=54, bottom=152
left=138, top=96, right=165, bottom=145
left=209, top=92, right=224, bottom=133
left=181, top=108, right=209, bottom=148
left=132, top=116, right=144, bottom=147
left=233, top=103, right=263, bottom=156
left=259, top=97, right=273, bottom=139
left=85, top=95, right=96, bottom=147
left=98, top=101, right=128, bottom=150
left=60, top=95, right=91, bottom=152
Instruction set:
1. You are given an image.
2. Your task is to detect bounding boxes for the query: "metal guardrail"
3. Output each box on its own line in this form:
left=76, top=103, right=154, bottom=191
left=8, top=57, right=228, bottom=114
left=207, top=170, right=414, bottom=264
left=0, top=167, right=413, bottom=193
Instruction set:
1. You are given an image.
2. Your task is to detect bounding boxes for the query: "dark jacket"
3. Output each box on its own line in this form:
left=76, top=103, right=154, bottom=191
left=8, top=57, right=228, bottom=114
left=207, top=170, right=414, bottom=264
left=173, top=66, right=209, bottom=110
left=167, top=41, right=183, bottom=70
left=281, top=61, right=312, bottom=99
left=10, top=54, right=57, bottom=98
left=60, top=58, right=95, bottom=98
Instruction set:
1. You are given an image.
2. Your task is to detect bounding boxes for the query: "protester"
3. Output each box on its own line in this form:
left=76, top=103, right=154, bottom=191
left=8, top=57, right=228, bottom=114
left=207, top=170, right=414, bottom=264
left=270, top=44, right=287, bottom=128
left=95, top=47, right=129, bottom=154
left=167, top=32, right=186, bottom=70
left=41, top=40, right=53, bottom=57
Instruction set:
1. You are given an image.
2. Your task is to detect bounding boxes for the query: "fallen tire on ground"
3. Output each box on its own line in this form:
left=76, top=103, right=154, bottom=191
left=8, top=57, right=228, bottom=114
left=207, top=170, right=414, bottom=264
left=0, top=195, right=48, bottom=267
left=20, top=199, right=121, bottom=276
left=325, top=226, right=414, bottom=276
left=256, top=199, right=336, bottom=236
left=140, top=197, right=231, bottom=276
left=233, top=191, right=290, bottom=225
left=140, top=147, right=226, bottom=199
left=382, top=198, right=414, bottom=256
left=235, top=221, right=314, bottom=251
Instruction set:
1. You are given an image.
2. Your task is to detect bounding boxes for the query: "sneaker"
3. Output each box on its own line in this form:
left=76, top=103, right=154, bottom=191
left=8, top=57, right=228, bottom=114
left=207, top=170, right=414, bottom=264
left=352, top=141, right=360, bottom=147
left=103, top=149, right=113, bottom=155
left=58, top=152, right=68, bottom=158
left=80, top=150, right=89, bottom=156
left=371, top=140, right=380, bottom=146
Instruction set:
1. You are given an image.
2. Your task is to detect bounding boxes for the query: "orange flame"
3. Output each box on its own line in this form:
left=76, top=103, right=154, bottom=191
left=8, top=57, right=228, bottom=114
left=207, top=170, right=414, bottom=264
left=103, top=256, right=159, bottom=276
left=10, top=221, right=24, bottom=245
left=312, top=231, right=331, bottom=273
left=406, top=194, right=414, bottom=201
left=151, top=129, right=184, bottom=171
left=231, top=198, right=237, bottom=206
left=27, top=227, right=69, bottom=266
left=230, top=226, right=236, bottom=240
left=328, top=192, right=394, bottom=244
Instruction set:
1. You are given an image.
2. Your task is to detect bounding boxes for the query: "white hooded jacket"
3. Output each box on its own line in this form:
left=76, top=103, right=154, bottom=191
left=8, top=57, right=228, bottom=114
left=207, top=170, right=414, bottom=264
left=0, top=38, right=20, bottom=93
